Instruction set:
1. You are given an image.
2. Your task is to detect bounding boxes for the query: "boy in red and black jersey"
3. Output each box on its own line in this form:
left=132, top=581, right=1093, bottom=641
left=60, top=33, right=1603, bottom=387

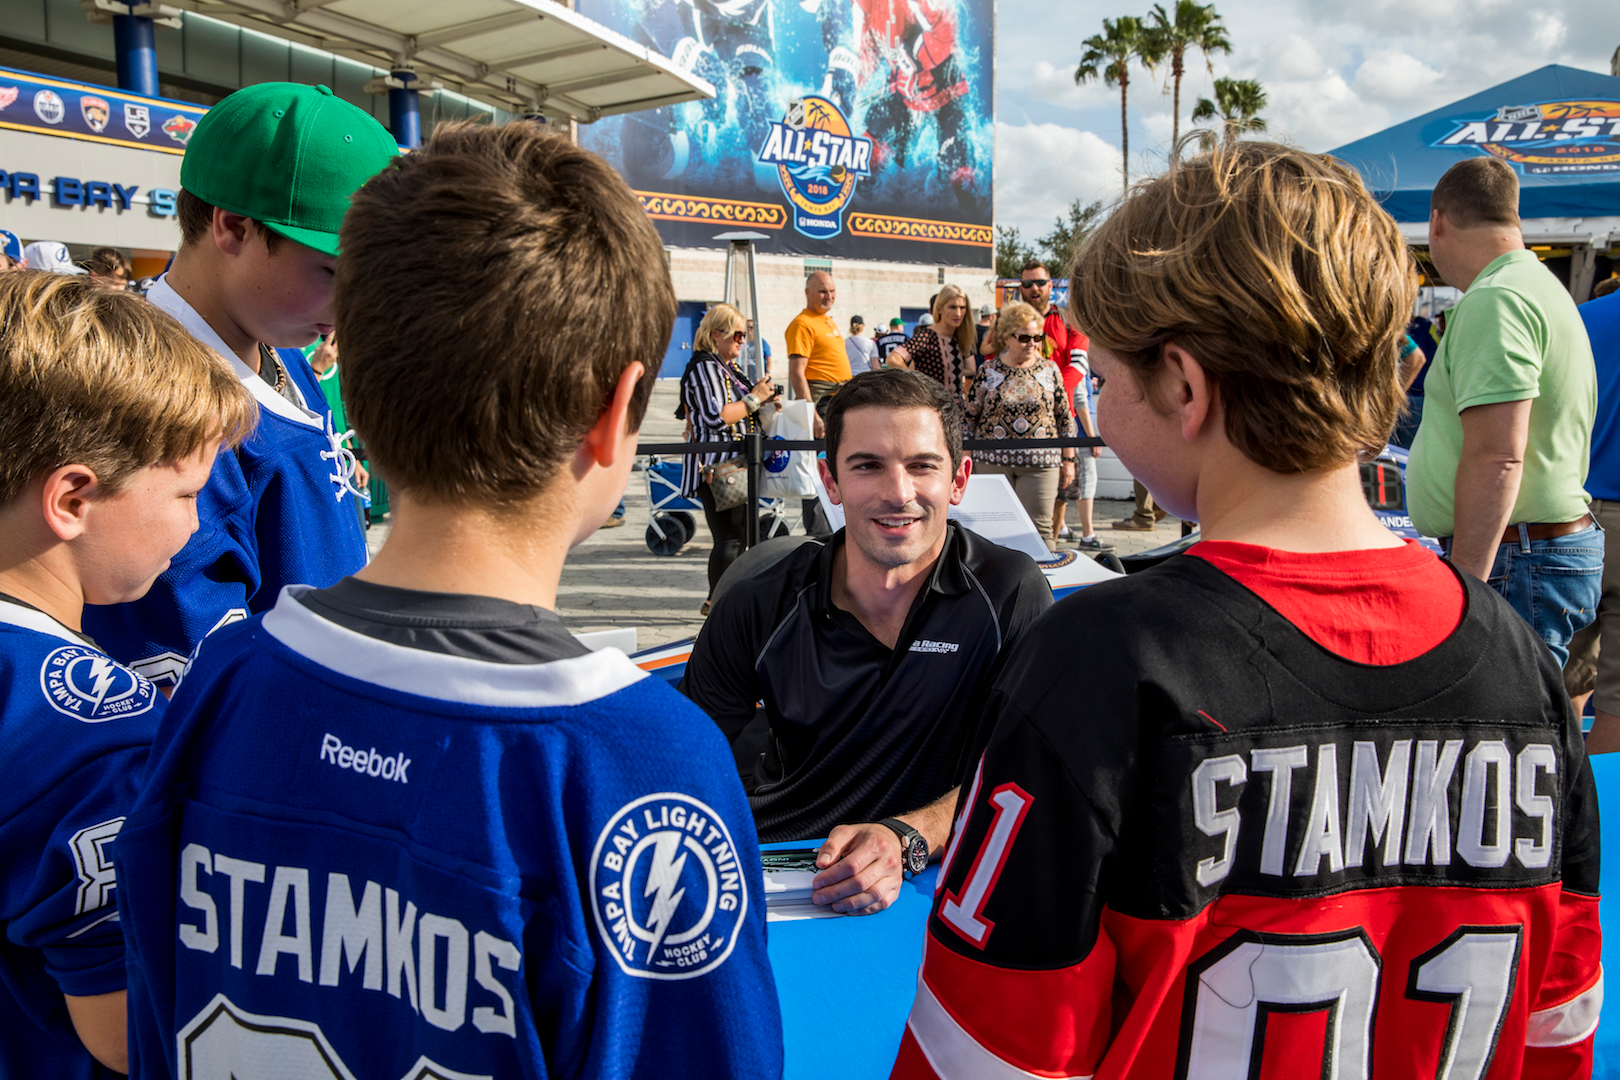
left=894, top=143, right=1601, bottom=1080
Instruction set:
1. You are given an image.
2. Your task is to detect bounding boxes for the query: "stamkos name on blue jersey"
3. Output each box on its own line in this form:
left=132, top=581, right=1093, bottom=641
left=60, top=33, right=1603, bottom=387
left=178, top=843, right=522, bottom=1038
left=759, top=124, right=872, bottom=174
left=1191, top=736, right=1559, bottom=887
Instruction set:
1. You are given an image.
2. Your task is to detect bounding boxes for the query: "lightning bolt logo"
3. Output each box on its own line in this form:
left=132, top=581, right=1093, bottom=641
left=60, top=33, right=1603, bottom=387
left=642, top=833, right=688, bottom=963
left=83, top=658, right=119, bottom=712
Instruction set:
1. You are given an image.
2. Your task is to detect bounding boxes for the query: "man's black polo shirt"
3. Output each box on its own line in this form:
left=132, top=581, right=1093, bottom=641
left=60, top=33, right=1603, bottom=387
left=679, top=522, right=1051, bottom=842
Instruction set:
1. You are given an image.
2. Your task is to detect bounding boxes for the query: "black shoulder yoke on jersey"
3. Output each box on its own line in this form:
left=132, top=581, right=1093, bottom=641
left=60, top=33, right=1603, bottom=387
left=680, top=522, right=1052, bottom=843
left=931, top=552, right=1600, bottom=968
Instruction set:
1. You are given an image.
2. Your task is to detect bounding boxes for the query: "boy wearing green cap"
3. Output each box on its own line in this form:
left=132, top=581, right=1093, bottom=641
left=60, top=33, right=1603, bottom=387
left=82, top=83, right=397, bottom=683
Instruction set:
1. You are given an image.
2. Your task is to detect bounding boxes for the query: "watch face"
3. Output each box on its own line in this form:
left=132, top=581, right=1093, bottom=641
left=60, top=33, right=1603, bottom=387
left=904, top=835, right=929, bottom=875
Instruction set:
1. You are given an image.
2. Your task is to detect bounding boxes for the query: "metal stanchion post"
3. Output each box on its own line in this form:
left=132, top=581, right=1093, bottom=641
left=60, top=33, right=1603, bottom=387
left=744, top=431, right=763, bottom=549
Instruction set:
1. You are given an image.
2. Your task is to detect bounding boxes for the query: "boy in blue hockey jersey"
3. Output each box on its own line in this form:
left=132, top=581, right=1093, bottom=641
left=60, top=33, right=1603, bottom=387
left=82, top=82, right=398, bottom=686
left=118, top=123, right=785, bottom=1078
left=0, top=273, right=255, bottom=1075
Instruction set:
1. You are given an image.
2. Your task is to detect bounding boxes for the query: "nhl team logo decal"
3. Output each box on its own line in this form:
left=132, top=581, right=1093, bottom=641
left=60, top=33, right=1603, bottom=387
left=590, top=792, right=747, bottom=980
left=758, top=94, right=873, bottom=240
left=1433, top=98, right=1620, bottom=175
left=123, top=102, right=150, bottom=138
left=80, top=95, right=109, bottom=133
left=33, top=89, right=64, bottom=125
left=0, top=86, right=17, bottom=111
left=39, top=646, right=156, bottom=723
left=163, top=113, right=197, bottom=145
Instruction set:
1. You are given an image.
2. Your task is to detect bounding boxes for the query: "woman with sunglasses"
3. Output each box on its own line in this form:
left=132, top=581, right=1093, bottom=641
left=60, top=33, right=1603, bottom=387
left=965, top=301, right=1076, bottom=550
left=680, top=303, right=777, bottom=614
left=886, top=283, right=978, bottom=406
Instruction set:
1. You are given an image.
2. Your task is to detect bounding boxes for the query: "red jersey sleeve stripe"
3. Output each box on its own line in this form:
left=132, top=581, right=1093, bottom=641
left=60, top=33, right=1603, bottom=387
left=900, top=974, right=1095, bottom=1080
left=1526, top=966, right=1603, bottom=1047
left=902, top=931, right=1115, bottom=1077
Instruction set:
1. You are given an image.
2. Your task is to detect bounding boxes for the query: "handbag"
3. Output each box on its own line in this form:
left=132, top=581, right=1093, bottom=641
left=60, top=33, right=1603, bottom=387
left=702, top=457, right=750, bottom=511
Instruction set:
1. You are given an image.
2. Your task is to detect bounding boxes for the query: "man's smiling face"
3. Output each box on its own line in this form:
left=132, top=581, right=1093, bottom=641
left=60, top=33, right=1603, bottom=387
left=821, top=406, right=970, bottom=570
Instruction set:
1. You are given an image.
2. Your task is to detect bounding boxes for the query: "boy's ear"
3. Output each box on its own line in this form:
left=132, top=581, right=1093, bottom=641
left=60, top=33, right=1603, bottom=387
left=39, top=465, right=100, bottom=542
left=579, top=362, right=647, bottom=470
left=211, top=209, right=254, bottom=256
left=1162, top=342, right=1219, bottom=445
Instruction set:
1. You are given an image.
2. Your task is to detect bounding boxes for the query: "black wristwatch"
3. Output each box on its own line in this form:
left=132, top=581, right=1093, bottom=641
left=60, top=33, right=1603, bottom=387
left=876, top=818, right=929, bottom=878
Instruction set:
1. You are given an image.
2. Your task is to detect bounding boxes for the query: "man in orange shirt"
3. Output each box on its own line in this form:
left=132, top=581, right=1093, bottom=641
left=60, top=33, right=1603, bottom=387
left=786, top=270, right=851, bottom=536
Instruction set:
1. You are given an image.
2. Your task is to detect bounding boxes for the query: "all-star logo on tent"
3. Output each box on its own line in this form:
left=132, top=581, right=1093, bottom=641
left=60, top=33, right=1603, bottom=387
left=162, top=113, right=196, bottom=145
left=1434, top=99, right=1620, bottom=176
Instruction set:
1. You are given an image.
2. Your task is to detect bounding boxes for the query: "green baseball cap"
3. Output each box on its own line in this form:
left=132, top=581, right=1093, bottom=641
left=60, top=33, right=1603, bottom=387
left=180, top=82, right=398, bottom=257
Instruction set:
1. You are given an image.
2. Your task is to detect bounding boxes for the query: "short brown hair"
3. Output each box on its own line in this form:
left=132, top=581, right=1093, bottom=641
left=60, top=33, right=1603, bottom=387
left=176, top=188, right=283, bottom=253
left=1431, top=157, right=1520, bottom=230
left=82, top=246, right=131, bottom=279
left=0, top=271, right=256, bottom=504
left=823, top=368, right=962, bottom=480
left=334, top=121, right=673, bottom=505
left=991, top=300, right=1042, bottom=354
left=1019, top=258, right=1047, bottom=276
left=1071, top=142, right=1415, bottom=473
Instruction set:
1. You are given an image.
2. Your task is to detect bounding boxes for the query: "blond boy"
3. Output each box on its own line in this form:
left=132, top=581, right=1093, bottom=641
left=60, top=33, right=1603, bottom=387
left=0, top=272, right=253, bottom=1075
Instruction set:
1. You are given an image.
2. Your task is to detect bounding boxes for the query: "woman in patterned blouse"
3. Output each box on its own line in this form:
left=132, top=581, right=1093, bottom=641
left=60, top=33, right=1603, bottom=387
left=886, top=284, right=978, bottom=407
left=965, top=300, right=1077, bottom=549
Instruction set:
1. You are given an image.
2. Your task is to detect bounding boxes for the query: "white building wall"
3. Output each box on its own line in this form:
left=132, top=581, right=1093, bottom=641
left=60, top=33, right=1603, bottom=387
left=668, top=246, right=995, bottom=354
left=0, top=128, right=182, bottom=250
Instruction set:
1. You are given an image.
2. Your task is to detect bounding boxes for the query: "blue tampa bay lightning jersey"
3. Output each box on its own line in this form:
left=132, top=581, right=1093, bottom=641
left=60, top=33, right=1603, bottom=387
left=0, top=597, right=163, bottom=1078
left=81, top=275, right=369, bottom=688
left=118, top=587, right=784, bottom=1079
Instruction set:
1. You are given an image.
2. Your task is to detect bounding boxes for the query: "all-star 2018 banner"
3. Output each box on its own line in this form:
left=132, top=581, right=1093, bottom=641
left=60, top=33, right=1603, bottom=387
left=576, top=0, right=993, bottom=264
left=1431, top=98, right=1620, bottom=176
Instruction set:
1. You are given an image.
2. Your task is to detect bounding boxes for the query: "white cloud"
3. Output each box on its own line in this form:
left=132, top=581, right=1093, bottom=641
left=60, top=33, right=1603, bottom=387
left=994, top=121, right=1121, bottom=239
left=1352, top=49, right=1446, bottom=110
left=1030, top=60, right=1084, bottom=107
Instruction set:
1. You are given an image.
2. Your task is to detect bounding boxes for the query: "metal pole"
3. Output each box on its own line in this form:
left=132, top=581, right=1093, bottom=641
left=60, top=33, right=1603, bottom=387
left=112, top=12, right=159, bottom=98
left=743, top=430, right=762, bottom=549
left=746, top=240, right=764, bottom=379
left=388, top=69, right=421, bottom=149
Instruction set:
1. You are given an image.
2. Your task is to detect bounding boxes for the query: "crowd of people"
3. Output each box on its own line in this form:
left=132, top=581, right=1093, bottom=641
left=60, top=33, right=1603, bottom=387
left=0, top=76, right=1614, bottom=1080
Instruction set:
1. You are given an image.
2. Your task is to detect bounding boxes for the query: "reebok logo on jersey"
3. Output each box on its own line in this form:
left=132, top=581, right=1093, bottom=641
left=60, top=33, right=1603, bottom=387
left=910, top=639, right=960, bottom=654
left=320, top=733, right=410, bottom=783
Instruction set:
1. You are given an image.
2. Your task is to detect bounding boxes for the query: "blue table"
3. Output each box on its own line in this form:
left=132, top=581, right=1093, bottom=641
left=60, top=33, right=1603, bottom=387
left=764, top=756, right=1620, bottom=1078
left=762, top=840, right=935, bottom=1080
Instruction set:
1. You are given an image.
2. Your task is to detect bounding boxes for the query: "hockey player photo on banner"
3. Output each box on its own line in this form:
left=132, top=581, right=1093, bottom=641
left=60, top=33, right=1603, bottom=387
left=575, top=0, right=993, bottom=264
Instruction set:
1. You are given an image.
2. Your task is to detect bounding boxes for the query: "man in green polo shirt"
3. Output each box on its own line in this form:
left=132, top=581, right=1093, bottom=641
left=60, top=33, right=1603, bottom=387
left=1407, top=157, right=1600, bottom=666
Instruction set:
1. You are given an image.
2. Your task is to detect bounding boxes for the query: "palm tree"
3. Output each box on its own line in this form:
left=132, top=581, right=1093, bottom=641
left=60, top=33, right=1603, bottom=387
left=1076, top=16, right=1163, bottom=191
left=1192, top=77, right=1268, bottom=148
left=1146, top=0, right=1230, bottom=149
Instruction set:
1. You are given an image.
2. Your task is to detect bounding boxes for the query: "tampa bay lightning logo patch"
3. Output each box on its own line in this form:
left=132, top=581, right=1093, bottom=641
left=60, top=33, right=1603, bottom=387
left=589, top=792, right=747, bottom=980
left=39, top=646, right=156, bottom=722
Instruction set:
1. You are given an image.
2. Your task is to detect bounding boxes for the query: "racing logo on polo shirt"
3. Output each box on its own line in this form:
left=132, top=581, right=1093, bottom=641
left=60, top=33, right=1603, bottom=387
left=589, top=792, right=746, bottom=980
left=1433, top=98, right=1620, bottom=175
left=758, top=95, right=872, bottom=240
left=40, top=646, right=156, bottom=722
left=33, top=89, right=64, bottom=125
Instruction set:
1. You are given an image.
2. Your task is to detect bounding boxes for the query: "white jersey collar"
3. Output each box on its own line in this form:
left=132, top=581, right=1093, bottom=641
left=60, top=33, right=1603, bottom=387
left=0, top=598, right=95, bottom=646
left=262, top=586, right=649, bottom=708
left=146, top=274, right=321, bottom=429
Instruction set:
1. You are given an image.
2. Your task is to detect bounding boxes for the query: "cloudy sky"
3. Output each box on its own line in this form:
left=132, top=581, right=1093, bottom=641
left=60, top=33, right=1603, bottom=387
left=993, top=0, right=1620, bottom=240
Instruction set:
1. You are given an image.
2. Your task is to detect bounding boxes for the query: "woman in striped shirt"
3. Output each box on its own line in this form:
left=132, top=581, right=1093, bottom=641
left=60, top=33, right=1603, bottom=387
left=681, top=303, right=777, bottom=612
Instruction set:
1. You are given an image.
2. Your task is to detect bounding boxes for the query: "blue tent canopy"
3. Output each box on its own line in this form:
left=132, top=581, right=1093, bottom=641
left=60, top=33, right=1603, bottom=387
left=1331, top=64, right=1620, bottom=223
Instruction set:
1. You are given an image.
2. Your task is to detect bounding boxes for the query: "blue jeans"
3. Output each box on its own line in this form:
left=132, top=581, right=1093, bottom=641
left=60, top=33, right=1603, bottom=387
left=1484, top=523, right=1603, bottom=668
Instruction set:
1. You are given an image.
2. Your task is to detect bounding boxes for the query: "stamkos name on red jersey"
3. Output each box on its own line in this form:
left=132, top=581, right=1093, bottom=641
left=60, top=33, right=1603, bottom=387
left=1177, top=725, right=1565, bottom=895
left=178, top=843, right=523, bottom=1039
